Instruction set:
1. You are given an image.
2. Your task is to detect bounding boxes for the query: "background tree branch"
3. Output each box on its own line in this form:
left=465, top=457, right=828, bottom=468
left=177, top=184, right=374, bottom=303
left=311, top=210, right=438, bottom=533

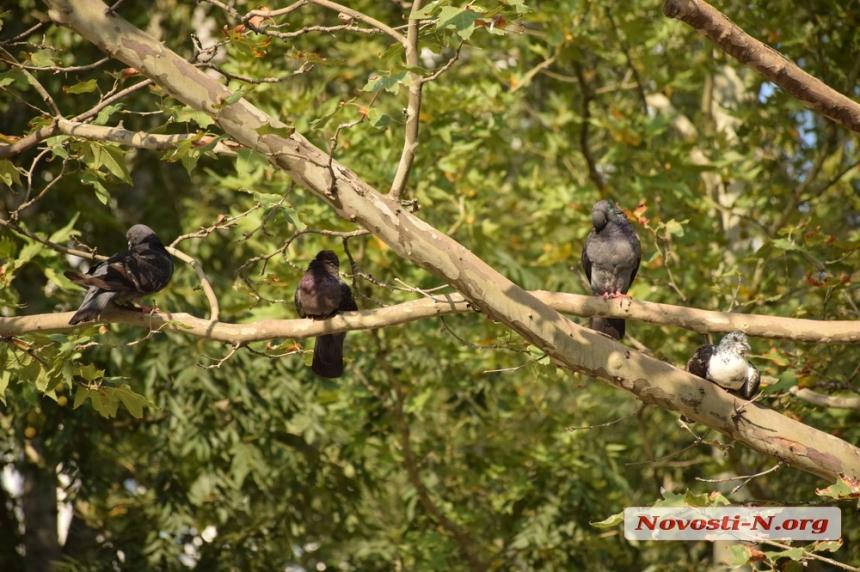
left=663, top=0, right=860, bottom=133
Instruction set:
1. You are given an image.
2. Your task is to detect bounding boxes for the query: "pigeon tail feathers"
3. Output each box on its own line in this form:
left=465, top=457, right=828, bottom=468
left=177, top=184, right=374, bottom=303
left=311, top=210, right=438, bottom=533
left=589, top=317, right=625, bottom=341
left=312, top=333, right=346, bottom=378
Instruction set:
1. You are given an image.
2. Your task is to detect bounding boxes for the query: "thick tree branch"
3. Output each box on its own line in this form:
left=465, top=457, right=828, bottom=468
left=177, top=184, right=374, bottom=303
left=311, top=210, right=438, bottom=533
left=0, top=118, right=238, bottom=160
left=663, top=0, right=860, bottom=134
left=6, top=292, right=860, bottom=344
left=40, top=0, right=860, bottom=482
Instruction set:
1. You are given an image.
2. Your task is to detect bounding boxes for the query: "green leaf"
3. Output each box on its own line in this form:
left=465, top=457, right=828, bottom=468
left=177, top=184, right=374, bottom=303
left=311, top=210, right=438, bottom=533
left=235, top=148, right=270, bottom=177
left=0, top=370, right=9, bottom=406
left=48, top=212, right=80, bottom=243
left=80, top=172, right=110, bottom=204
left=15, top=240, right=44, bottom=266
left=309, top=98, right=345, bottom=130
left=506, top=0, right=534, bottom=13
left=65, top=79, right=99, bottom=94
left=663, top=219, right=686, bottom=237
left=772, top=238, right=802, bottom=252
left=436, top=6, right=482, bottom=40
left=168, top=106, right=215, bottom=128
left=29, top=50, right=55, bottom=67
left=813, top=539, right=843, bottom=553
left=0, top=159, right=23, bottom=187
left=74, top=363, right=105, bottom=382
left=765, top=546, right=805, bottom=562
left=361, top=71, right=409, bottom=94
left=114, top=383, right=153, bottom=418
left=724, top=544, right=754, bottom=567
left=255, top=122, right=295, bottom=138
left=816, top=475, right=860, bottom=500
left=95, top=144, right=132, bottom=184
left=180, top=150, right=198, bottom=175
left=368, top=108, right=390, bottom=129
left=217, top=86, right=254, bottom=108
left=74, top=386, right=118, bottom=418
left=411, top=2, right=446, bottom=18
left=590, top=511, right=623, bottom=529
left=93, top=103, right=125, bottom=126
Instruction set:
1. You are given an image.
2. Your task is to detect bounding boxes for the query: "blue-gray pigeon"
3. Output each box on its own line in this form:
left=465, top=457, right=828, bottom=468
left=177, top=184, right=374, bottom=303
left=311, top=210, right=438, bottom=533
left=65, top=224, right=174, bottom=325
left=294, top=250, right=357, bottom=378
left=580, top=200, right=641, bottom=340
left=686, top=332, right=761, bottom=399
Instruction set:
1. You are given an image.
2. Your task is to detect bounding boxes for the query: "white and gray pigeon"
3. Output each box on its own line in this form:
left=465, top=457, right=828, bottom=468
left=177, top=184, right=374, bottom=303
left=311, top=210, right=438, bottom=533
left=64, top=225, right=174, bottom=325
left=580, top=199, right=642, bottom=340
left=294, top=250, right=358, bottom=379
left=686, top=332, right=761, bottom=399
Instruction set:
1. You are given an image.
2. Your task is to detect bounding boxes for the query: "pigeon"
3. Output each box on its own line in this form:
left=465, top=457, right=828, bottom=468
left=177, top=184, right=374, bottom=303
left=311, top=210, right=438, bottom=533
left=294, top=250, right=358, bottom=378
left=686, top=332, right=761, bottom=399
left=65, top=224, right=174, bottom=325
left=580, top=199, right=642, bottom=340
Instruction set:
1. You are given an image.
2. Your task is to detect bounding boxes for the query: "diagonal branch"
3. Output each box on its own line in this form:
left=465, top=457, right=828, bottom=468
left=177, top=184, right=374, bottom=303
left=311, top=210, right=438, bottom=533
left=663, top=0, right=860, bottom=134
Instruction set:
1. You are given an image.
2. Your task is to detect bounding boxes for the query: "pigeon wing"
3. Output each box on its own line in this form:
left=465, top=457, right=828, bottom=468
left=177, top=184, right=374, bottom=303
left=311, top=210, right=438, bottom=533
left=686, top=344, right=716, bottom=379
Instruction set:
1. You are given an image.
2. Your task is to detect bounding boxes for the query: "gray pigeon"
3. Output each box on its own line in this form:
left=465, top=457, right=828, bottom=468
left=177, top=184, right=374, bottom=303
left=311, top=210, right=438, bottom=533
left=686, top=332, right=761, bottom=399
left=65, top=225, right=174, bottom=325
left=580, top=200, right=642, bottom=339
left=294, top=250, right=358, bottom=378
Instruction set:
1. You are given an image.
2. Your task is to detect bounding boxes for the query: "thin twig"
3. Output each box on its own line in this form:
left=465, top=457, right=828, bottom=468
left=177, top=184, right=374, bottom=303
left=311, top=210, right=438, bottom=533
left=696, top=462, right=783, bottom=495
left=0, top=21, right=49, bottom=47
left=199, top=343, right=241, bottom=369
left=565, top=404, right=644, bottom=431
left=202, top=61, right=314, bottom=84
left=420, top=41, right=465, bottom=83
left=0, top=218, right=100, bottom=260
left=438, top=315, right=527, bottom=353
left=307, top=0, right=407, bottom=46
left=0, top=47, right=60, bottom=116
left=760, top=540, right=860, bottom=572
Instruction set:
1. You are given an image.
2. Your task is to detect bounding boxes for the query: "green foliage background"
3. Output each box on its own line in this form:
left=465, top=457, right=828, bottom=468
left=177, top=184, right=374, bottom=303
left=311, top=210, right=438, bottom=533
left=1, top=0, right=860, bottom=569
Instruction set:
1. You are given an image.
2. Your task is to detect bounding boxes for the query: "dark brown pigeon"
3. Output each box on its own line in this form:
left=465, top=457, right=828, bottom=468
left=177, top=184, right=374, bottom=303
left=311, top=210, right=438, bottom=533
left=580, top=200, right=641, bottom=340
left=65, top=225, right=174, bottom=325
left=686, top=332, right=761, bottom=399
left=294, top=250, right=357, bottom=378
